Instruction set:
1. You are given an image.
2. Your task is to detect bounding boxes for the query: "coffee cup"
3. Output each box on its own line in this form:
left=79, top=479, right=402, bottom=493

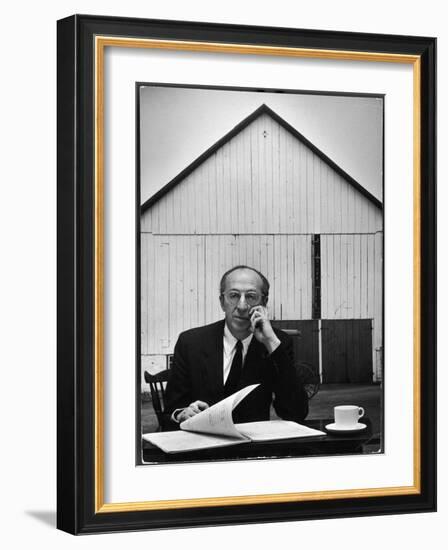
left=334, top=405, right=365, bottom=428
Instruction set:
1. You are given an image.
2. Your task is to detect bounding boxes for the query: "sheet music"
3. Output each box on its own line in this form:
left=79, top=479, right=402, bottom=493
left=143, top=430, right=247, bottom=453
left=143, top=384, right=327, bottom=453
left=235, top=420, right=326, bottom=441
left=179, top=384, right=259, bottom=438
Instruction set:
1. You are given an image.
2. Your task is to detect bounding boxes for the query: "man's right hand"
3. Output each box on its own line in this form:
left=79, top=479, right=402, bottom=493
left=175, top=400, right=209, bottom=423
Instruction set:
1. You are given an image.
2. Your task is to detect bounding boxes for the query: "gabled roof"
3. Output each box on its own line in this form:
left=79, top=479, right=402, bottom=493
left=141, top=103, right=382, bottom=212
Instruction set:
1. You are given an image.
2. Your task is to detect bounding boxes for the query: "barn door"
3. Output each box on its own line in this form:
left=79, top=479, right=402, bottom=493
left=321, top=319, right=373, bottom=383
left=271, top=320, right=319, bottom=373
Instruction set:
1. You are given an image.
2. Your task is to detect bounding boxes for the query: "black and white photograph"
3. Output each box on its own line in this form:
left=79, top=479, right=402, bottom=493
left=137, top=84, right=384, bottom=464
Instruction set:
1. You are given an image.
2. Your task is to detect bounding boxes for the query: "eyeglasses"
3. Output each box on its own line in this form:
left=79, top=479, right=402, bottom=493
left=222, top=290, right=264, bottom=307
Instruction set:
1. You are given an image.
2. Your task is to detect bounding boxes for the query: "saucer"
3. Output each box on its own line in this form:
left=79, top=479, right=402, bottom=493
left=325, top=422, right=367, bottom=434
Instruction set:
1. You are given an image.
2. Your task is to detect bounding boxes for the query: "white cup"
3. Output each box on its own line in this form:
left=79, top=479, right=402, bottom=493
left=334, top=405, right=365, bottom=428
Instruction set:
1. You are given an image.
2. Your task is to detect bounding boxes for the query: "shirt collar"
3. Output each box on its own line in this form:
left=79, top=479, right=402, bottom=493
left=223, top=322, right=253, bottom=355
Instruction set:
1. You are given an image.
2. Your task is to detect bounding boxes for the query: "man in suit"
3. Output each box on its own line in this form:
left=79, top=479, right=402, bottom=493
left=164, top=265, right=309, bottom=427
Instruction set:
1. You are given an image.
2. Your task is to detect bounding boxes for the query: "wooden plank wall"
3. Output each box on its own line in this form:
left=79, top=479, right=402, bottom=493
left=321, top=319, right=374, bottom=383
left=140, top=111, right=383, bottom=380
left=320, top=233, right=383, bottom=380
left=141, top=234, right=312, bottom=355
left=141, top=232, right=383, bottom=380
left=141, top=114, right=382, bottom=236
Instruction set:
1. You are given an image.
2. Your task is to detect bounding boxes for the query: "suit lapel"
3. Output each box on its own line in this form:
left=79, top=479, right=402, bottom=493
left=243, top=337, right=268, bottom=383
left=202, top=320, right=225, bottom=401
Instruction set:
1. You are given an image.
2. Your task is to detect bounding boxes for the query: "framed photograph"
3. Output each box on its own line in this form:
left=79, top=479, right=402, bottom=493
left=57, top=14, right=436, bottom=534
left=137, top=83, right=385, bottom=464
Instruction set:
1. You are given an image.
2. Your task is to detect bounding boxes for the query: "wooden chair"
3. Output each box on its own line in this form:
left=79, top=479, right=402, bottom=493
left=144, top=369, right=171, bottom=431
left=281, top=329, right=320, bottom=399
left=297, top=361, right=320, bottom=400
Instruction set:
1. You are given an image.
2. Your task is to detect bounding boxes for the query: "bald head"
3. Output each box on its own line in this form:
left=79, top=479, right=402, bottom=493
left=219, top=265, right=269, bottom=300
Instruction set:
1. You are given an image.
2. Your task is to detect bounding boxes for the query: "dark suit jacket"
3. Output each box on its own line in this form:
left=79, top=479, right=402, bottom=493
left=164, top=320, right=308, bottom=427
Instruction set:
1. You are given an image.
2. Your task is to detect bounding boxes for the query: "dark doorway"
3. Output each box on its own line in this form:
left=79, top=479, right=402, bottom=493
left=321, top=319, right=373, bottom=383
left=271, top=320, right=319, bottom=372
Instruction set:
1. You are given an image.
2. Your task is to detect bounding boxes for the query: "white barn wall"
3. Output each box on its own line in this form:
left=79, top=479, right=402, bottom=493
left=321, top=233, right=383, bottom=380
left=141, top=233, right=313, bottom=356
left=141, top=109, right=383, bottom=381
left=141, top=114, right=383, bottom=235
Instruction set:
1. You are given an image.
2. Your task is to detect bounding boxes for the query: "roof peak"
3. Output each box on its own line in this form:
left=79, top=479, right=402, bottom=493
left=141, top=103, right=382, bottom=212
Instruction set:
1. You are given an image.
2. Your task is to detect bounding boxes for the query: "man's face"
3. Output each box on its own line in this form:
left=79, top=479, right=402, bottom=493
left=220, top=268, right=265, bottom=335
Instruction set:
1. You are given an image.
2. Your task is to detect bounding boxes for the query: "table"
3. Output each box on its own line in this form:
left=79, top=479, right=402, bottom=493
left=141, top=418, right=381, bottom=464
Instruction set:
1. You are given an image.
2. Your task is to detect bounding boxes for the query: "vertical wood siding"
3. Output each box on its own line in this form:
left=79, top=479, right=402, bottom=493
left=141, top=113, right=382, bottom=235
left=140, top=111, right=383, bottom=380
left=141, top=233, right=312, bottom=355
left=320, top=233, right=383, bottom=380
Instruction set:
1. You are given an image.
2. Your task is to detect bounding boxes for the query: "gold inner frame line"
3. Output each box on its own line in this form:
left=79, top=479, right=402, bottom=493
left=94, top=35, right=421, bottom=513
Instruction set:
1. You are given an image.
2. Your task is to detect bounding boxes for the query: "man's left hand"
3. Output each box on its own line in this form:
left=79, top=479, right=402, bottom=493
left=249, top=306, right=281, bottom=354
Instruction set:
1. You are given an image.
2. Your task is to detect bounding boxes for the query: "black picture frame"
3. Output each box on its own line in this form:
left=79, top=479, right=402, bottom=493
left=57, top=14, right=436, bottom=535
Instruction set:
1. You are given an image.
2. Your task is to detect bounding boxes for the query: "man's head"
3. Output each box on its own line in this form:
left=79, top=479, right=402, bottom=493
left=219, top=266, right=270, bottom=337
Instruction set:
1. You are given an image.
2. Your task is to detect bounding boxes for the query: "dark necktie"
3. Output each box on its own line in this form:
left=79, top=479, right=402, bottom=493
left=224, top=340, right=243, bottom=397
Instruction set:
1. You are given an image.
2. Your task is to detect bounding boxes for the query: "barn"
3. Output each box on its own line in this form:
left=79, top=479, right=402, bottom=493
left=140, top=104, right=383, bottom=386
